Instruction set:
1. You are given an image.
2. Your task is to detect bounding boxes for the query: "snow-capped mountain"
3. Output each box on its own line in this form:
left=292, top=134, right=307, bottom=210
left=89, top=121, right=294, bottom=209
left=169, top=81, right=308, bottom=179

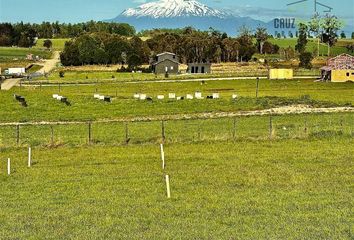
left=109, top=0, right=270, bottom=35
left=121, top=0, right=229, bottom=19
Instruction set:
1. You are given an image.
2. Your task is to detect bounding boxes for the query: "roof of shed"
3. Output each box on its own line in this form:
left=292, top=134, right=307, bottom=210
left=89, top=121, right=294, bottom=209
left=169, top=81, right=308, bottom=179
left=153, top=58, right=179, bottom=65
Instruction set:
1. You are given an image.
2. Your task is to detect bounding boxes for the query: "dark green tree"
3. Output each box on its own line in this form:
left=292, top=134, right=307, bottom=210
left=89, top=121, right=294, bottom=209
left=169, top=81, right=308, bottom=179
left=43, top=39, right=52, bottom=50
left=340, top=31, right=346, bottom=39
left=295, top=23, right=308, bottom=53
left=299, top=52, right=313, bottom=69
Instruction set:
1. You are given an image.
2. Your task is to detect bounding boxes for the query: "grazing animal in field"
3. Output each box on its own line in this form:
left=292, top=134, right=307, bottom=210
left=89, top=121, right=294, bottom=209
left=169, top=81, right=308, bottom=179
left=14, top=94, right=27, bottom=107
left=146, top=97, right=153, bottom=101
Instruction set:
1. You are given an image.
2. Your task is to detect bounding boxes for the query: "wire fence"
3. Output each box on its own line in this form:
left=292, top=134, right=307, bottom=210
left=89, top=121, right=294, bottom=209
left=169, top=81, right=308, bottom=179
left=0, top=113, right=352, bottom=148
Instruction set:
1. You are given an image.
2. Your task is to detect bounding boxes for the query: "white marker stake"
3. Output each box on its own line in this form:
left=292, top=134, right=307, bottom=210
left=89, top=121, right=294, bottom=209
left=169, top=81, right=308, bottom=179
left=160, top=144, right=165, bottom=169
left=165, top=175, right=171, bottom=198
left=28, top=147, right=31, bottom=167
left=7, top=158, right=11, bottom=175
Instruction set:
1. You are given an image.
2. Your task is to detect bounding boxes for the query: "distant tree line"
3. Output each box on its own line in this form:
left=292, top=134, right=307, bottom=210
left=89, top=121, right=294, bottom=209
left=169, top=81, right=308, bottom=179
left=60, top=26, right=280, bottom=68
left=0, top=21, right=136, bottom=47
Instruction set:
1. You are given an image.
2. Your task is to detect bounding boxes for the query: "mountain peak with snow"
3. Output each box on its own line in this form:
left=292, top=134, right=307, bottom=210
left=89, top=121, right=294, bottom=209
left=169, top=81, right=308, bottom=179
left=120, top=0, right=229, bottom=19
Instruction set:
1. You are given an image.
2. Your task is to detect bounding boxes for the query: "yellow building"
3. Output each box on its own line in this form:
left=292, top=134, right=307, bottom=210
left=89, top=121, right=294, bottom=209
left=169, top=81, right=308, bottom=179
left=321, top=54, right=354, bottom=82
left=330, top=70, right=354, bottom=82
left=269, top=69, right=293, bottom=80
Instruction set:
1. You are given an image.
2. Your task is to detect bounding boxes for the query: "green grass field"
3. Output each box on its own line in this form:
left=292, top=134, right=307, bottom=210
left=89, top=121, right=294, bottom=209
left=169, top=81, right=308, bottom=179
left=269, top=38, right=354, bottom=56
left=1, top=79, right=353, bottom=123
left=1, top=52, right=353, bottom=238
left=34, top=38, right=69, bottom=51
left=36, top=68, right=322, bottom=83
left=0, top=47, right=52, bottom=60
left=0, top=137, right=352, bottom=239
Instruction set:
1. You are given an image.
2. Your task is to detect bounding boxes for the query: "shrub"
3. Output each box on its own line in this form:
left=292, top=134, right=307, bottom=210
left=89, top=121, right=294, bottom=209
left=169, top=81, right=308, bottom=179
left=299, top=52, right=313, bottom=69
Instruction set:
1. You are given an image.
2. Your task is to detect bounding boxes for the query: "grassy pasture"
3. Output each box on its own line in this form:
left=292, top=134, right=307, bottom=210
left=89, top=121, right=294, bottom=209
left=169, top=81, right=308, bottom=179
left=0, top=47, right=52, bottom=60
left=269, top=38, right=354, bottom=56
left=0, top=137, right=352, bottom=239
left=1, top=79, right=353, bottom=123
left=34, top=38, right=69, bottom=51
left=37, top=69, right=320, bottom=84
left=0, top=112, right=352, bottom=148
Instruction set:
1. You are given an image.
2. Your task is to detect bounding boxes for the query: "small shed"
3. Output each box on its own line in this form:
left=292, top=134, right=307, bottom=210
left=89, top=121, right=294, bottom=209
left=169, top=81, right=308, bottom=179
left=151, top=52, right=179, bottom=74
left=187, top=63, right=211, bottom=74
left=269, top=69, right=293, bottom=80
left=321, top=54, right=354, bottom=82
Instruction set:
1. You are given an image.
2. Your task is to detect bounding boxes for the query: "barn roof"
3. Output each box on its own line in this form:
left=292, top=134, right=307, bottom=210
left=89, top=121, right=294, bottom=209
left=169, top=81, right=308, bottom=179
left=153, top=58, right=179, bottom=66
left=325, top=53, right=354, bottom=70
left=156, top=52, right=176, bottom=57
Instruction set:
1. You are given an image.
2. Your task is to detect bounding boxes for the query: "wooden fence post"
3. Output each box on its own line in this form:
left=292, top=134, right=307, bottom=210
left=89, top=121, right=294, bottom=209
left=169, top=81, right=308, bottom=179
left=269, top=113, right=273, bottom=139
left=16, top=125, right=20, bottom=145
left=161, top=120, right=166, bottom=143
left=197, top=120, right=202, bottom=141
left=232, top=117, right=237, bottom=140
left=88, top=122, right=92, bottom=144
left=256, top=77, right=260, bottom=98
left=125, top=122, right=129, bottom=144
left=50, top=126, right=54, bottom=145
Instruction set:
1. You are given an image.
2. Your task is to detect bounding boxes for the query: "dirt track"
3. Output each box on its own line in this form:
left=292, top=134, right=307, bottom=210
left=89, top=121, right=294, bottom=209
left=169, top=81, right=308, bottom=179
left=37, top=51, right=60, bottom=74
left=0, top=78, right=21, bottom=90
left=0, top=105, right=352, bottom=126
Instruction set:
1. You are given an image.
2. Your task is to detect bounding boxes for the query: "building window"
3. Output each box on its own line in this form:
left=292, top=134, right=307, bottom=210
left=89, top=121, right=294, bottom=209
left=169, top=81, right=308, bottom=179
left=347, top=73, right=350, bottom=77
left=170, top=66, right=174, bottom=70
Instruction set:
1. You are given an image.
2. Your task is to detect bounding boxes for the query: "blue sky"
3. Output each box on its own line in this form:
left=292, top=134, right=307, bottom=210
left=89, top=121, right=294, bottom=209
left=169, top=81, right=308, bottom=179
left=0, top=0, right=353, bottom=24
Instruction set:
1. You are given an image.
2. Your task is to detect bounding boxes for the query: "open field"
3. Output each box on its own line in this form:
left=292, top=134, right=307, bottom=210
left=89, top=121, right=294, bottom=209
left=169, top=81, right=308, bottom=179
left=0, top=137, right=352, bottom=239
left=0, top=112, right=352, bottom=147
left=1, top=40, right=353, bottom=239
left=0, top=47, right=52, bottom=60
left=34, top=38, right=69, bottom=51
left=269, top=38, right=354, bottom=57
left=36, top=68, right=321, bottom=84
left=2, top=79, right=353, bottom=123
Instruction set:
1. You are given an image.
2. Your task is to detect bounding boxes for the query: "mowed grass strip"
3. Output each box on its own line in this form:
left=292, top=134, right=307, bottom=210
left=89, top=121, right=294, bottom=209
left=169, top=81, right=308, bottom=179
left=0, top=138, right=352, bottom=239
